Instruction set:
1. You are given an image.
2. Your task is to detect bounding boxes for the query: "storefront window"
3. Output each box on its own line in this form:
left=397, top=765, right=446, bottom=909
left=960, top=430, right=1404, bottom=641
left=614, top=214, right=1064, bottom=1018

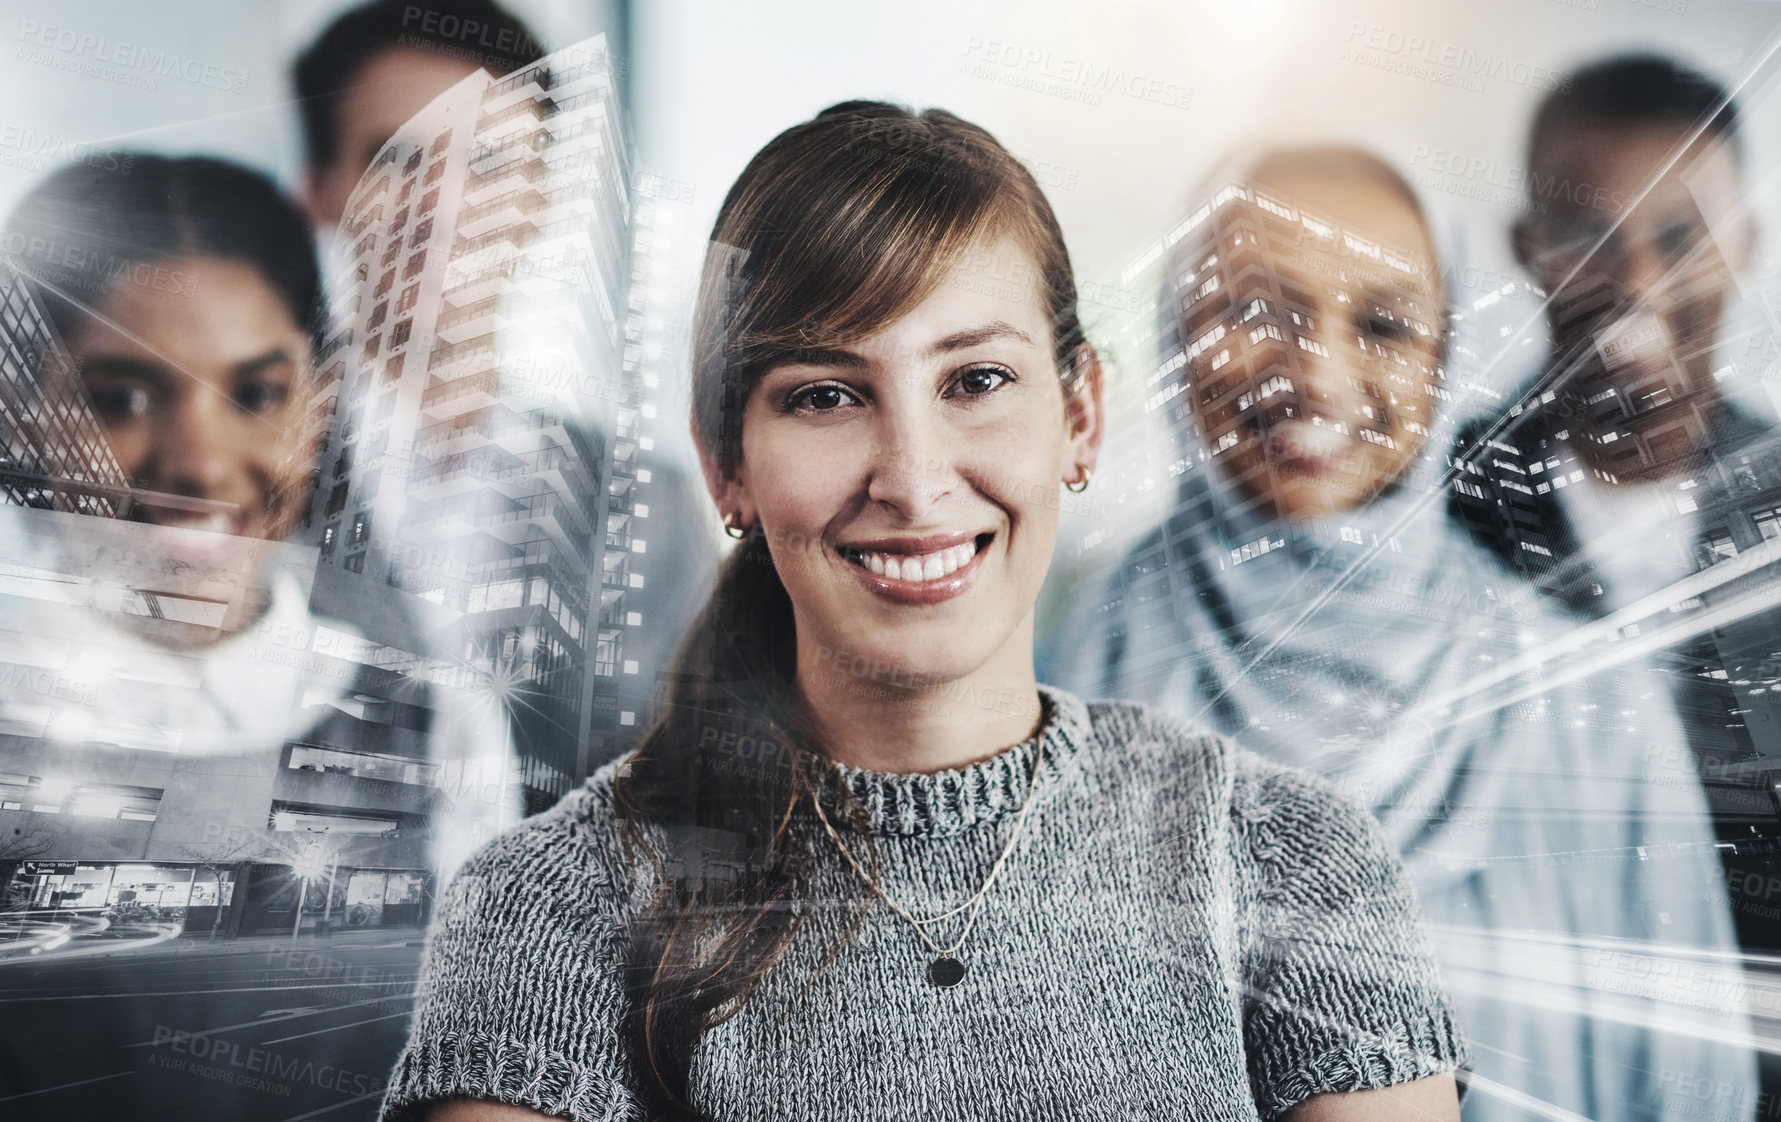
left=53, top=865, right=115, bottom=909
left=381, top=871, right=427, bottom=926
left=343, top=870, right=388, bottom=928
left=106, top=864, right=195, bottom=921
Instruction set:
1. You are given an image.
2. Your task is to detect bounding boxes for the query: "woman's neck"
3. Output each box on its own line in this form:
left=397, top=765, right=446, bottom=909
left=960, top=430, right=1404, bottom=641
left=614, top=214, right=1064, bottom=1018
left=795, top=632, right=1045, bottom=775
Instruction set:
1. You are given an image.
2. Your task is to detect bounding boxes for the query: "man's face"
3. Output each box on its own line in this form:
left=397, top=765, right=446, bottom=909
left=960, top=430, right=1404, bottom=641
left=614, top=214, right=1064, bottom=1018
left=1515, top=123, right=1750, bottom=474
left=304, top=47, right=481, bottom=230
left=1182, top=171, right=1445, bottom=523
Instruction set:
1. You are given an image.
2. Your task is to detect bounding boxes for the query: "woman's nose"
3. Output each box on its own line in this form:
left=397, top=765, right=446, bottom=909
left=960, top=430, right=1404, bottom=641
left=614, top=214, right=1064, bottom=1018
left=142, top=391, right=237, bottom=499
left=864, top=414, right=954, bottom=519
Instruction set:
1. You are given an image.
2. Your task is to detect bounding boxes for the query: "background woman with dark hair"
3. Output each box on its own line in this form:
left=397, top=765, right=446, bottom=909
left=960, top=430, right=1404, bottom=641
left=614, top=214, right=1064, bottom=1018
left=0, top=154, right=518, bottom=889
left=5, top=155, right=325, bottom=599
left=383, top=102, right=1466, bottom=1122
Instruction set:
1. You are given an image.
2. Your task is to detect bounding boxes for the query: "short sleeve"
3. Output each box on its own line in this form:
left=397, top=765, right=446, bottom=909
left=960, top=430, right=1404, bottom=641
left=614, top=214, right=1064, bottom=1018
left=379, top=816, right=641, bottom=1122
left=1233, top=761, right=1469, bottom=1119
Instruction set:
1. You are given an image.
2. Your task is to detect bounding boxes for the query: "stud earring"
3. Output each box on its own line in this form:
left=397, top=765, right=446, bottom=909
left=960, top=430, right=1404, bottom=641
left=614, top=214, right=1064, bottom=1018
left=1064, top=464, right=1092, bottom=494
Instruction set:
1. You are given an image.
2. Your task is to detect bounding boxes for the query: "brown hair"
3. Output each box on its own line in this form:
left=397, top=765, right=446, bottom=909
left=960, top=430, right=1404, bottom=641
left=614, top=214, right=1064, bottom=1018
left=610, top=100, right=1085, bottom=1118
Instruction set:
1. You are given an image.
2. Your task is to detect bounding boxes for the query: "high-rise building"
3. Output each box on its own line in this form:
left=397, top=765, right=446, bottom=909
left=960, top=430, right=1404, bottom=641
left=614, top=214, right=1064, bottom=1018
left=0, top=261, right=128, bottom=516
left=308, top=37, right=641, bottom=811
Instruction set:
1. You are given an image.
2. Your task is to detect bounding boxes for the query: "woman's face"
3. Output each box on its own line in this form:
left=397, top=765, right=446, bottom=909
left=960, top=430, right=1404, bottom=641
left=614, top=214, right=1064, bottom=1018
left=725, top=235, right=1101, bottom=690
left=1184, top=170, right=1443, bottom=521
left=63, top=256, right=313, bottom=577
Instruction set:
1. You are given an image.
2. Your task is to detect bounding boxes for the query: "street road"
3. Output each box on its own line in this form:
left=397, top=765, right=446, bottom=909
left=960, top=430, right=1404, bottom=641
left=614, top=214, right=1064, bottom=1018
left=0, top=929, right=423, bottom=1121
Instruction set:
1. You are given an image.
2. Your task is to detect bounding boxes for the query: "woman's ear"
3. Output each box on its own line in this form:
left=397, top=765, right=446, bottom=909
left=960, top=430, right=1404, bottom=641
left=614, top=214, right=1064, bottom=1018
left=1063, top=345, right=1106, bottom=476
left=696, top=439, right=755, bottom=531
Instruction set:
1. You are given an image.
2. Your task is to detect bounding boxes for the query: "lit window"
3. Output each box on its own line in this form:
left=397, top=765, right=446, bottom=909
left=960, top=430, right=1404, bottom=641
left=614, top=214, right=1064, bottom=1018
left=1698, top=532, right=1738, bottom=568
left=1755, top=507, right=1781, bottom=541
left=1188, top=324, right=1228, bottom=361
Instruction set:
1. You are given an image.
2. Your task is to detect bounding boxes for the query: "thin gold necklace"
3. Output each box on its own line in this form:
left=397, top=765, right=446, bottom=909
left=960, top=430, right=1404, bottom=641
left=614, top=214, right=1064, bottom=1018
left=808, top=735, right=1046, bottom=989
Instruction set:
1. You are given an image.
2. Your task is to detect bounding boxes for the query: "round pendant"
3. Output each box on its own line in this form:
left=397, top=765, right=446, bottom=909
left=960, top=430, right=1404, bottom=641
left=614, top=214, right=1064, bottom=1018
left=928, top=956, right=966, bottom=988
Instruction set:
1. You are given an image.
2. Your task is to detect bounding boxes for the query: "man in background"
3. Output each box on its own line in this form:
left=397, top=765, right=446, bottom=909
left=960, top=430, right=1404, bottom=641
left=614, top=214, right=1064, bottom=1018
left=1454, top=52, right=1781, bottom=1038
left=289, top=0, right=715, bottom=786
left=1457, top=54, right=1779, bottom=736
left=294, top=0, right=546, bottom=233
left=1474, top=56, right=1766, bottom=608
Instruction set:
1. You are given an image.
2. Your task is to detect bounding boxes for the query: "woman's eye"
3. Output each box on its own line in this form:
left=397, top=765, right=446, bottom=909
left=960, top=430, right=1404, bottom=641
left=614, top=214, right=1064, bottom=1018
left=786, top=382, right=858, bottom=412
left=954, top=366, right=1012, bottom=396
left=88, top=385, right=151, bottom=420
left=235, top=381, right=290, bottom=413
left=1656, top=222, right=1704, bottom=263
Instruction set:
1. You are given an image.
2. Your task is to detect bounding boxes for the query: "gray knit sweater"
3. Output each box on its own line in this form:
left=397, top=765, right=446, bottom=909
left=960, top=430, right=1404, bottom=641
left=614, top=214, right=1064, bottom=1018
left=381, top=688, right=1467, bottom=1121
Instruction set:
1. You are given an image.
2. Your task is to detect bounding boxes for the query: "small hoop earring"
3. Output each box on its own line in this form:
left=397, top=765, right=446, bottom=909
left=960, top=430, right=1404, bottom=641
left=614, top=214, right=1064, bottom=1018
left=1064, top=465, right=1092, bottom=494
left=724, top=514, right=747, bottom=540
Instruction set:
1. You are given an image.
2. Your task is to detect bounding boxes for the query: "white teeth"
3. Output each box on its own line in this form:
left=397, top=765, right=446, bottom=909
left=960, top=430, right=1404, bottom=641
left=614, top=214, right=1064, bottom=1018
left=155, top=512, right=233, bottom=534
left=849, top=539, right=981, bottom=582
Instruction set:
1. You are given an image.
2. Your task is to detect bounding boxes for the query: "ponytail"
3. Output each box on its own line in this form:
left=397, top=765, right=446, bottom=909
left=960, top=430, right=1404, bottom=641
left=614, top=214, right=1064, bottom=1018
left=614, top=531, right=868, bottom=1118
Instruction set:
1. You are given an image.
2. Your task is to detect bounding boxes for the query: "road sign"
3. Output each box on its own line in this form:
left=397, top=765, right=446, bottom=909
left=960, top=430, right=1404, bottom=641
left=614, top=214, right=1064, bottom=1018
left=21, top=862, right=76, bottom=876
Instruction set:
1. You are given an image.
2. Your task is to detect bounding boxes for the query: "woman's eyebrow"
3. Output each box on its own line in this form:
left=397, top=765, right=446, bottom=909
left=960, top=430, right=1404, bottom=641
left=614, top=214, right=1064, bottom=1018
left=76, top=354, right=167, bottom=384
left=775, top=321, right=1035, bottom=370
left=783, top=346, right=870, bottom=369
left=231, top=346, right=300, bottom=379
left=928, top=321, right=1033, bottom=354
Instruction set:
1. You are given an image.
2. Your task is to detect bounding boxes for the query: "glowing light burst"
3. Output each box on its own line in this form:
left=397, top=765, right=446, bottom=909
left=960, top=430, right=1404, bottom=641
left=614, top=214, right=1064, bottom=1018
left=1426, top=923, right=1774, bottom=1056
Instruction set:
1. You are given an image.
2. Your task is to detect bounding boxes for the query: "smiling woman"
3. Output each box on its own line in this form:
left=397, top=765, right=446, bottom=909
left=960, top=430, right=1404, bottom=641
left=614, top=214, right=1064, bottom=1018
left=3, top=155, right=323, bottom=641
left=381, top=103, right=1467, bottom=1122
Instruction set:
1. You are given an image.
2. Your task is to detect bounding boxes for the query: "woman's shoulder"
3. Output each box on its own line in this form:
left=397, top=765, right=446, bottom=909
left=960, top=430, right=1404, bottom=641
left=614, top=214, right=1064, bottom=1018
left=390, top=764, right=641, bottom=1121
left=438, top=758, right=636, bottom=927
left=1065, top=690, right=1293, bottom=789
left=1061, top=690, right=1225, bottom=767
left=1063, top=690, right=1387, bottom=860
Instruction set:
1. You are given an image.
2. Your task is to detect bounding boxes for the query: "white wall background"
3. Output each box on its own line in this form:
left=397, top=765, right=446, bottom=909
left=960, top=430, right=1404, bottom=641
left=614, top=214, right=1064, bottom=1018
left=4, top=0, right=1781, bottom=485
left=0, top=0, right=617, bottom=209
left=5, top=0, right=1780, bottom=380
left=632, top=0, right=1781, bottom=406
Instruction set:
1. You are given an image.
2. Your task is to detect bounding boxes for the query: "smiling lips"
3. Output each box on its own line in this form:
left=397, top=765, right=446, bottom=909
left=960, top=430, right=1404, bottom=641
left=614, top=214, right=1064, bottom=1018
left=137, top=510, right=243, bottom=535
left=837, top=533, right=990, bottom=604
left=1267, top=421, right=1359, bottom=476
left=128, top=503, right=254, bottom=565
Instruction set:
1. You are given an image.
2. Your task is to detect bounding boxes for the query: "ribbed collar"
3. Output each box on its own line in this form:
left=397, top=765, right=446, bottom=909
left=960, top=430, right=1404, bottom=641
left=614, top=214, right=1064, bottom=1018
left=819, top=685, right=1091, bottom=839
